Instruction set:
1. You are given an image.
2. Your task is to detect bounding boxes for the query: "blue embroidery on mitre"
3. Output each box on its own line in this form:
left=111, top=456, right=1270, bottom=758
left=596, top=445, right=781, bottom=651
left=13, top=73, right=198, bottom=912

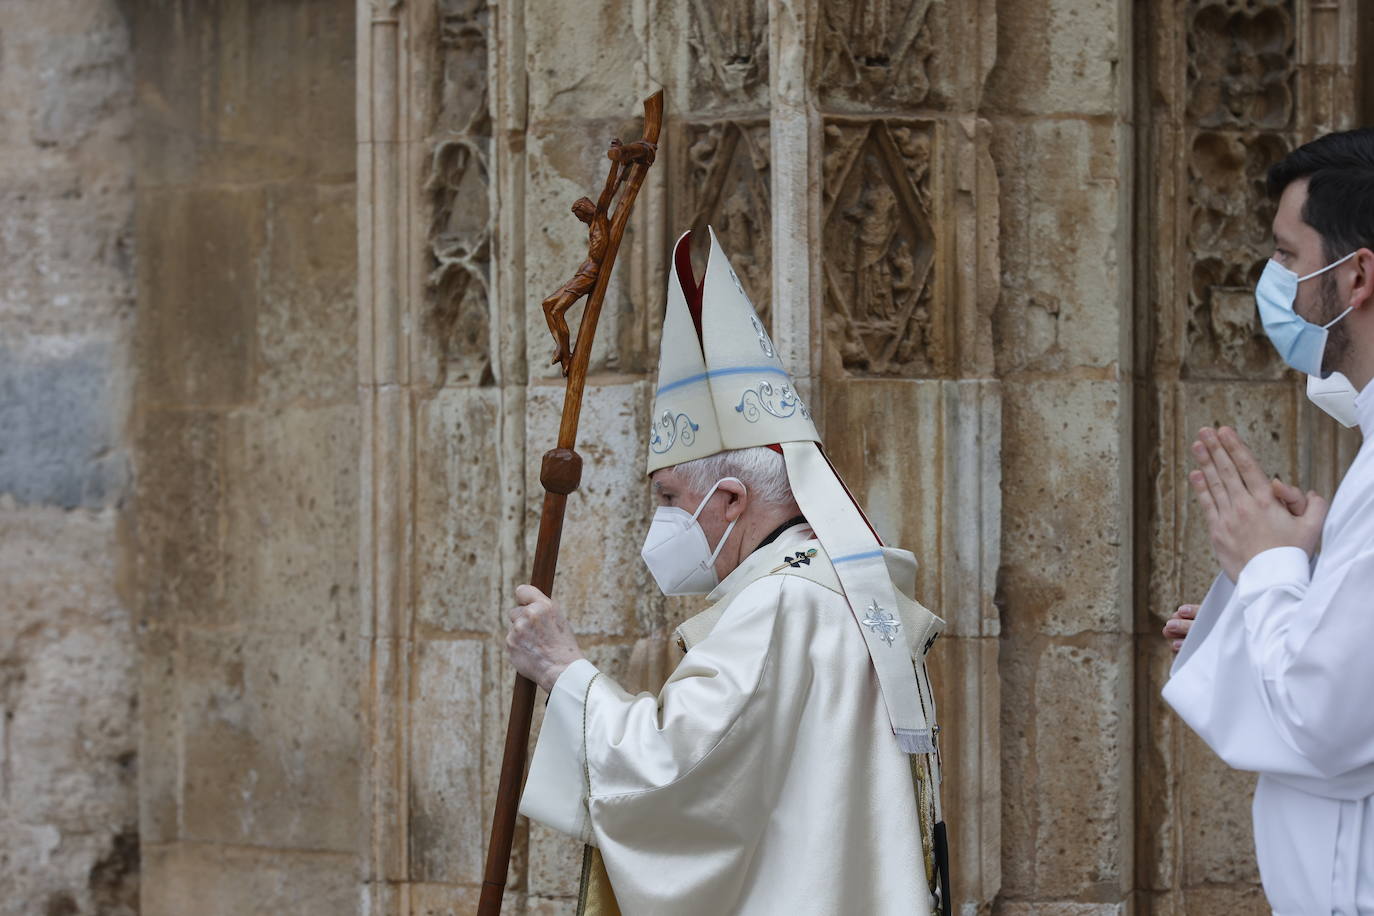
left=750, top=316, right=776, bottom=358
left=649, top=410, right=699, bottom=454
left=862, top=600, right=902, bottom=648
left=734, top=381, right=812, bottom=423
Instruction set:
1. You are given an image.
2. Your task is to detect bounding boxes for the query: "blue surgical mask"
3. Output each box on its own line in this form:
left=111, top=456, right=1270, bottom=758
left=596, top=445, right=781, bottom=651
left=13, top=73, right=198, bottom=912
left=1255, top=251, right=1357, bottom=377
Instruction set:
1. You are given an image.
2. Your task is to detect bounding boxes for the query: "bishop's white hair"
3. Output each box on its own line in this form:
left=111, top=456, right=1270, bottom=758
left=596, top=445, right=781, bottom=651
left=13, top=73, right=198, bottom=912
left=671, top=446, right=797, bottom=508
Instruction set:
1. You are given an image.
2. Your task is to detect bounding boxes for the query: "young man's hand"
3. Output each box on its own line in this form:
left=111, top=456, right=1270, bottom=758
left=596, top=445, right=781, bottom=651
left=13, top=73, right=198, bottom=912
left=1188, top=426, right=1328, bottom=581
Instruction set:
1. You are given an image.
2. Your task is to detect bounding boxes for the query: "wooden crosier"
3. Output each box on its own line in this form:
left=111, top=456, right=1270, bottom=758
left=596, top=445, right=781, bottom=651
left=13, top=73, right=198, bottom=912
left=477, top=90, right=664, bottom=916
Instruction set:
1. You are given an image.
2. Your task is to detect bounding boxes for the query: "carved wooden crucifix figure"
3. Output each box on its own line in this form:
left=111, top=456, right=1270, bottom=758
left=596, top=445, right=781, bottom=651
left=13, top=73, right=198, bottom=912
left=543, top=136, right=658, bottom=374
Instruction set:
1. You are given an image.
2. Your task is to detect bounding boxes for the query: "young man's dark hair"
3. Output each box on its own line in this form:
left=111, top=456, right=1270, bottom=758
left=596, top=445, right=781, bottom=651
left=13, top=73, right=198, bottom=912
left=1266, top=127, right=1374, bottom=261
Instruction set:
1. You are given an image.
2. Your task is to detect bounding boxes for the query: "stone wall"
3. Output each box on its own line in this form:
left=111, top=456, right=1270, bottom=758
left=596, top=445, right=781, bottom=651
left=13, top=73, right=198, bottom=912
left=0, top=1, right=139, bottom=913
left=127, top=1, right=360, bottom=913
left=3, top=1, right=1365, bottom=914
left=349, top=1, right=1361, bottom=914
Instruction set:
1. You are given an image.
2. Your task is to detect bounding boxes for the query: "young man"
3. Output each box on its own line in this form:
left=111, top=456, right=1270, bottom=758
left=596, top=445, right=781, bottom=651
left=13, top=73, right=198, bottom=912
left=506, top=229, right=949, bottom=915
left=1163, top=129, right=1374, bottom=913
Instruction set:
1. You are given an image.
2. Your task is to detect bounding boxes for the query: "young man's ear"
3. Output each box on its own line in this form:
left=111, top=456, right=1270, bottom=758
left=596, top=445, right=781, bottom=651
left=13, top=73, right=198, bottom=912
left=1349, top=248, right=1374, bottom=310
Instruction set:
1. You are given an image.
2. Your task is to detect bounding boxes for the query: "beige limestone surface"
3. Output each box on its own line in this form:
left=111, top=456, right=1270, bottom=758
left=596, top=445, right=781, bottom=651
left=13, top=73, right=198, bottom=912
left=0, top=0, right=137, bottom=913
left=2, top=0, right=1367, bottom=914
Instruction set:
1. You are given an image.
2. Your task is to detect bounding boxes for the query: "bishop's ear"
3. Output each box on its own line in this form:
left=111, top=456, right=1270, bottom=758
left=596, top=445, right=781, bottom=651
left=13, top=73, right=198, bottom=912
left=716, top=477, right=749, bottom=521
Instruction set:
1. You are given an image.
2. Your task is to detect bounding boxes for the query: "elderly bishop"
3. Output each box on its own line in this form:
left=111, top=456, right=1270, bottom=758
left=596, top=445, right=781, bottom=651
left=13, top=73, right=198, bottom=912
left=505, top=228, right=951, bottom=915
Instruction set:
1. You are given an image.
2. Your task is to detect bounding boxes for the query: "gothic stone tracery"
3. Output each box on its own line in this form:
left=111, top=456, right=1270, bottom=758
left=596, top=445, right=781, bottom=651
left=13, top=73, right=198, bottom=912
left=677, top=120, right=773, bottom=326
left=1184, top=0, right=1295, bottom=378
left=822, top=118, right=939, bottom=377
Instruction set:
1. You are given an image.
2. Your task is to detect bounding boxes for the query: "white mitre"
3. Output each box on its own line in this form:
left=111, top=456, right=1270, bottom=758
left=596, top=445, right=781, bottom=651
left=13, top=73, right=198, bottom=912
left=646, top=227, right=944, bottom=757
left=646, top=231, right=817, bottom=469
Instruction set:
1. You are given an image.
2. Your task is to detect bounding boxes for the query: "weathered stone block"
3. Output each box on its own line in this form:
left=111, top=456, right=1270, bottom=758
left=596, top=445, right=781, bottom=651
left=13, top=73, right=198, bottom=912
left=0, top=339, right=127, bottom=509
left=135, top=0, right=356, bottom=188
left=992, top=118, right=1127, bottom=375
left=822, top=379, right=943, bottom=595
left=1000, top=637, right=1130, bottom=899
left=997, top=904, right=1127, bottom=916
left=0, top=505, right=137, bottom=915
left=528, top=821, right=584, bottom=900
left=527, top=897, right=580, bottom=916
left=1000, top=380, right=1129, bottom=636
left=524, top=382, right=660, bottom=636
left=135, top=186, right=262, bottom=408
left=1180, top=885, right=1271, bottom=914
left=6, top=622, right=137, bottom=827
left=0, top=178, right=134, bottom=337
left=140, top=843, right=356, bottom=916
left=525, top=3, right=646, bottom=121
left=179, top=626, right=361, bottom=851
left=410, top=883, right=481, bottom=915
left=409, top=638, right=485, bottom=884
left=1136, top=637, right=1184, bottom=892
left=983, top=0, right=1123, bottom=116
left=138, top=624, right=180, bottom=845
left=222, top=404, right=359, bottom=639
left=133, top=409, right=227, bottom=626
left=256, top=182, right=358, bottom=406
left=416, top=387, right=504, bottom=633
left=1, top=824, right=137, bottom=916
left=1180, top=727, right=1261, bottom=886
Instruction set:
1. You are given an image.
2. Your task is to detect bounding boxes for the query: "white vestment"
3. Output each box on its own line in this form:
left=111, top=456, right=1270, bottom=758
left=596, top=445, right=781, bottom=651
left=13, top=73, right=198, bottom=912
left=1163, top=385, right=1374, bottom=915
left=520, top=525, right=940, bottom=915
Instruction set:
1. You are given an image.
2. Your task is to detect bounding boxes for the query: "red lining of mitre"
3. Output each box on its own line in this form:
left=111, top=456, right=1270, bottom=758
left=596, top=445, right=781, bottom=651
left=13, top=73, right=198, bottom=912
left=673, top=231, right=705, bottom=341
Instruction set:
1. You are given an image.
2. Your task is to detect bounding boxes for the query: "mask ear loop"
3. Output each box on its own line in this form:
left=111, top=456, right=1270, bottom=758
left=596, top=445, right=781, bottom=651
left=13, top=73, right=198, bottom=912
left=1297, top=250, right=1360, bottom=330
left=690, top=477, right=747, bottom=567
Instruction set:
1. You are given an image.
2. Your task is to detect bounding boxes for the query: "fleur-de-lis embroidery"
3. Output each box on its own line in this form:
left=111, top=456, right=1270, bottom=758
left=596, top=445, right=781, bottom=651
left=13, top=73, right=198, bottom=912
left=862, top=600, right=902, bottom=647
left=649, top=410, right=699, bottom=454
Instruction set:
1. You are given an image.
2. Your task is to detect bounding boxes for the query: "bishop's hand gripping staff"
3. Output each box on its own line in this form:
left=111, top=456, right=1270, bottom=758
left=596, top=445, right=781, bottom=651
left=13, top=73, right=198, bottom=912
left=477, top=90, right=664, bottom=916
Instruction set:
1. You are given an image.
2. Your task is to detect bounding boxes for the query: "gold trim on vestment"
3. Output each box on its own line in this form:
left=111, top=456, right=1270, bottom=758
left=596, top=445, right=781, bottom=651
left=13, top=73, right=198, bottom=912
left=577, top=845, right=622, bottom=916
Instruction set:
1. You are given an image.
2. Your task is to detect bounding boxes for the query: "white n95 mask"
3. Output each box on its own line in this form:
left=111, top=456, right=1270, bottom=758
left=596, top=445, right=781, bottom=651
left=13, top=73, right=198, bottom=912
left=640, top=477, right=743, bottom=596
left=1307, top=371, right=1360, bottom=428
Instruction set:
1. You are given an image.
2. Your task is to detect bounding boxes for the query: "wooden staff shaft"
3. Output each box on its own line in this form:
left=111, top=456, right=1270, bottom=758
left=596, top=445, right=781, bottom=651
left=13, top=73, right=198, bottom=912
left=478, top=90, right=663, bottom=916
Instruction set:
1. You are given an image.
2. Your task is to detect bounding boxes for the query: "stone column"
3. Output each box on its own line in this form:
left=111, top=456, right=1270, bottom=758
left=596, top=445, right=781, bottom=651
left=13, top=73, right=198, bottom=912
left=984, top=0, right=1138, bottom=911
left=132, top=2, right=361, bottom=912
left=0, top=2, right=137, bottom=912
left=803, top=2, right=1004, bottom=911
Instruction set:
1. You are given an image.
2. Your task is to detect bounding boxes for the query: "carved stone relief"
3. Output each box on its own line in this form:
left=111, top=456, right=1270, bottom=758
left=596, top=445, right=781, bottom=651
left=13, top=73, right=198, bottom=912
left=817, top=0, right=934, bottom=110
left=427, top=0, right=492, bottom=386
left=1183, top=0, right=1294, bottom=378
left=688, top=0, right=768, bottom=110
left=822, top=119, right=938, bottom=377
left=1186, top=0, right=1295, bottom=130
left=677, top=121, right=772, bottom=326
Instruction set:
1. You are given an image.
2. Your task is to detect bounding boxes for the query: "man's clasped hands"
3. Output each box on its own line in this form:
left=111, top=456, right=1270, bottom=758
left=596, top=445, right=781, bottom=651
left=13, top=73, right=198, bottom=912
left=1163, top=426, right=1330, bottom=652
